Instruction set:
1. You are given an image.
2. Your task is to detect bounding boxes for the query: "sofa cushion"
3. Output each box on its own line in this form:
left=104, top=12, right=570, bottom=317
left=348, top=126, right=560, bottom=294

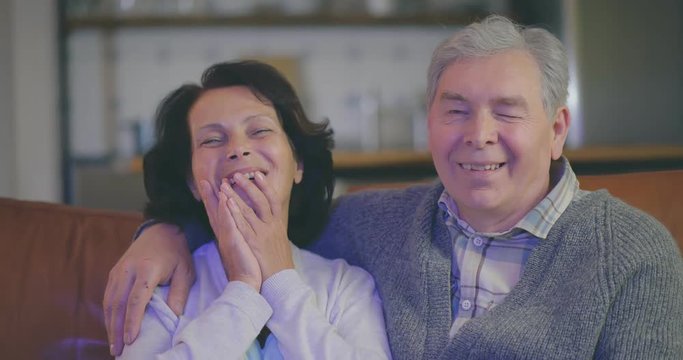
left=0, top=197, right=142, bottom=359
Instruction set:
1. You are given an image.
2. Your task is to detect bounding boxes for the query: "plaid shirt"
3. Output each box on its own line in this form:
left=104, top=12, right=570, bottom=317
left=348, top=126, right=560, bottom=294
left=438, top=158, right=582, bottom=337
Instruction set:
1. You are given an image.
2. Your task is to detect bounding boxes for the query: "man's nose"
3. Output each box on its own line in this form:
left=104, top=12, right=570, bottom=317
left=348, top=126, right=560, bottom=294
left=463, top=111, right=498, bottom=148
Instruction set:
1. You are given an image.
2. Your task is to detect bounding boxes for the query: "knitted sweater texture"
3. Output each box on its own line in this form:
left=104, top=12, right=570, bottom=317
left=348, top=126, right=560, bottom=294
left=311, top=182, right=683, bottom=360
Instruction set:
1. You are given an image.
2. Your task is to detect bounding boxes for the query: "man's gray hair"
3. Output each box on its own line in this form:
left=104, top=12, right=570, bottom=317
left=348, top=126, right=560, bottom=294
left=427, top=15, right=569, bottom=118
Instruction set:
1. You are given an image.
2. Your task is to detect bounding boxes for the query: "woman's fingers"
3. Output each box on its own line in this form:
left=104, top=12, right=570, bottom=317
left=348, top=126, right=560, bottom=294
left=221, top=180, right=259, bottom=234
left=215, top=186, right=230, bottom=234
left=253, top=171, right=281, bottom=218
left=225, top=191, right=257, bottom=238
left=231, top=172, right=272, bottom=220
left=215, top=187, right=262, bottom=291
left=222, top=176, right=293, bottom=280
left=216, top=182, right=246, bottom=246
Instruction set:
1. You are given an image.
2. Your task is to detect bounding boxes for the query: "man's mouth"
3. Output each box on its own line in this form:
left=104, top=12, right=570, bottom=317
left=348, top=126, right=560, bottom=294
left=458, top=163, right=505, bottom=171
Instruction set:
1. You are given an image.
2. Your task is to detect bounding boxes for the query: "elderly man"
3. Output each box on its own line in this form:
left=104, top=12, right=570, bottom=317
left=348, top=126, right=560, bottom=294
left=104, top=15, right=683, bottom=359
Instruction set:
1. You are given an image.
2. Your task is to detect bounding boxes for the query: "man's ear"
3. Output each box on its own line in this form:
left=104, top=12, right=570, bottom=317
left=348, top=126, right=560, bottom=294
left=187, top=177, right=201, bottom=201
left=550, top=106, right=571, bottom=160
left=294, top=160, right=304, bottom=184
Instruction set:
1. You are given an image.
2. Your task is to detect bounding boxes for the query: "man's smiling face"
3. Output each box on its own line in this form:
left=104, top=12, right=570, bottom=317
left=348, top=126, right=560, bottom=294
left=428, top=49, right=569, bottom=232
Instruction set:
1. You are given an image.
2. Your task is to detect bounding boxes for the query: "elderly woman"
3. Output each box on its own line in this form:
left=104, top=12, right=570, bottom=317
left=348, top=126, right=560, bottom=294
left=116, top=60, right=390, bottom=359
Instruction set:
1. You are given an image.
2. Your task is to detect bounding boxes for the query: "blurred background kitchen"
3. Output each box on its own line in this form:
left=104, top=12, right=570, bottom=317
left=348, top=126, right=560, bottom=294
left=1, top=0, right=682, bottom=212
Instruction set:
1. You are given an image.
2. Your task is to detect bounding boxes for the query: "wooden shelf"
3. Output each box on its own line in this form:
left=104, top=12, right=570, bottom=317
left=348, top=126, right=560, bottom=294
left=128, top=146, right=683, bottom=178
left=335, top=146, right=683, bottom=167
left=565, top=146, right=683, bottom=163
left=333, top=150, right=431, bottom=169
left=65, top=12, right=489, bottom=31
left=333, top=145, right=683, bottom=178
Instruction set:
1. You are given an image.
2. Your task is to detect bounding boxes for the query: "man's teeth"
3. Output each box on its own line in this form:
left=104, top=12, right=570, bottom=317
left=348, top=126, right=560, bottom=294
left=228, top=172, right=258, bottom=185
left=461, top=163, right=502, bottom=171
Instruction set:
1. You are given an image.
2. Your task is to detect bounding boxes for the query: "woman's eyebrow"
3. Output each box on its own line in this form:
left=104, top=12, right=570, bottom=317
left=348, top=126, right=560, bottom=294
left=195, top=113, right=276, bottom=132
left=244, top=113, right=276, bottom=123
left=196, top=123, right=223, bottom=132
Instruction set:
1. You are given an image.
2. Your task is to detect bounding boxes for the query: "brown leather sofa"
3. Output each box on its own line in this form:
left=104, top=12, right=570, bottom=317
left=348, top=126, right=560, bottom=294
left=1, top=170, right=682, bottom=359
left=0, top=199, right=142, bottom=359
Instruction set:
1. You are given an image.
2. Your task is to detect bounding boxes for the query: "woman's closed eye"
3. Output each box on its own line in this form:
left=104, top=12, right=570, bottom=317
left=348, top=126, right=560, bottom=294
left=200, top=137, right=223, bottom=146
left=251, top=128, right=273, bottom=137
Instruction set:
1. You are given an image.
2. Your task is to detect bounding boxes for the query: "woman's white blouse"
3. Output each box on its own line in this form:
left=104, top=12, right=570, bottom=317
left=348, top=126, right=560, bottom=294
left=118, top=242, right=391, bottom=360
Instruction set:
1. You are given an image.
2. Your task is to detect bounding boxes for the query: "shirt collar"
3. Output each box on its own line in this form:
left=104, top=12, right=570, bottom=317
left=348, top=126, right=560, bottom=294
left=437, top=156, right=579, bottom=239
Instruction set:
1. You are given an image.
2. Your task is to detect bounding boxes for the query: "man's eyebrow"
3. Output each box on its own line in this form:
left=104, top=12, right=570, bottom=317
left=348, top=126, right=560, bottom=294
left=440, top=92, right=467, bottom=102
left=493, top=96, right=528, bottom=109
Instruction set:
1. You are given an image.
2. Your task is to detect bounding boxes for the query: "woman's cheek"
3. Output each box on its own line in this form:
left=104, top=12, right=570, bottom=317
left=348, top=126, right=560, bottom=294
left=192, top=156, right=214, bottom=183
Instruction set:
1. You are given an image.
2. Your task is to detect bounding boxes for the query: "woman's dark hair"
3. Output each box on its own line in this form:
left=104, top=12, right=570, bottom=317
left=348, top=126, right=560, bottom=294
left=143, top=60, right=334, bottom=247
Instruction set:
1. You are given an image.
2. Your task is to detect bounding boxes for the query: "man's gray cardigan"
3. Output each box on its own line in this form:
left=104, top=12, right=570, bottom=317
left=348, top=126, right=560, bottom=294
left=312, top=182, right=683, bottom=359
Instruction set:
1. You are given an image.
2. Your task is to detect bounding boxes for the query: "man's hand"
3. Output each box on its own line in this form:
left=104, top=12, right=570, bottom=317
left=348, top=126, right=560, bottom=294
left=103, top=223, right=195, bottom=356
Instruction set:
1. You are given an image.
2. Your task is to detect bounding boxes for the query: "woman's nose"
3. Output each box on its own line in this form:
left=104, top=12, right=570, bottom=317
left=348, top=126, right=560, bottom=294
left=226, top=141, right=251, bottom=160
left=227, top=150, right=250, bottom=160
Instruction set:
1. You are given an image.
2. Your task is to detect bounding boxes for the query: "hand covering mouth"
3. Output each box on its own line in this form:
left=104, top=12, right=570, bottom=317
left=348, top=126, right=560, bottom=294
left=226, top=170, right=266, bottom=185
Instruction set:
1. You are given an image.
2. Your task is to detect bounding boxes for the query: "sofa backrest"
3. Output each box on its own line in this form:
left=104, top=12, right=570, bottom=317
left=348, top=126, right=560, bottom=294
left=348, top=170, right=683, bottom=250
left=0, top=169, right=680, bottom=359
left=0, top=197, right=142, bottom=359
left=578, top=170, right=683, bottom=249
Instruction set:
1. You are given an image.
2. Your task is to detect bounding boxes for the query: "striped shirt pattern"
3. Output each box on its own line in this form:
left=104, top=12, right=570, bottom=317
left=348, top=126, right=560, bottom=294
left=438, top=158, right=581, bottom=337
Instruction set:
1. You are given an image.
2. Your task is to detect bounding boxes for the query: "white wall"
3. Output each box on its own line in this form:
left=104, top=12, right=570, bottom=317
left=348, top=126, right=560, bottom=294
left=2, top=0, right=61, bottom=202
left=576, top=0, right=683, bottom=145
left=68, top=26, right=455, bottom=159
left=0, top=0, right=15, bottom=197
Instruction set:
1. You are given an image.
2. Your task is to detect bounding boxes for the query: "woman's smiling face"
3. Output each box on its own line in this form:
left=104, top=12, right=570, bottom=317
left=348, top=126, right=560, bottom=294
left=187, top=86, right=303, bottom=214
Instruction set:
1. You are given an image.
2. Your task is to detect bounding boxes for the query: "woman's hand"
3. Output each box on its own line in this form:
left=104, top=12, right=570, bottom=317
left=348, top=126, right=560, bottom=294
left=103, top=222, right=195, bottom=356
left=222, top=172, right=294, bottom=280
left=199, top=180, right=262, bottom=292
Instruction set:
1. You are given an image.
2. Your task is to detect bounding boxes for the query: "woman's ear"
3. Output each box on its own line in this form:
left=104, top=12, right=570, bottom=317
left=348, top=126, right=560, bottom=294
left=294, top=160, right=304, bottom=184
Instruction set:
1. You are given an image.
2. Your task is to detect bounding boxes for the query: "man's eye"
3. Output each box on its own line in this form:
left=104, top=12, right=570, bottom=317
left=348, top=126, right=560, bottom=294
left=447, top=109, right=468, bottom=115
left=497, top=113, right=521, bottom=119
